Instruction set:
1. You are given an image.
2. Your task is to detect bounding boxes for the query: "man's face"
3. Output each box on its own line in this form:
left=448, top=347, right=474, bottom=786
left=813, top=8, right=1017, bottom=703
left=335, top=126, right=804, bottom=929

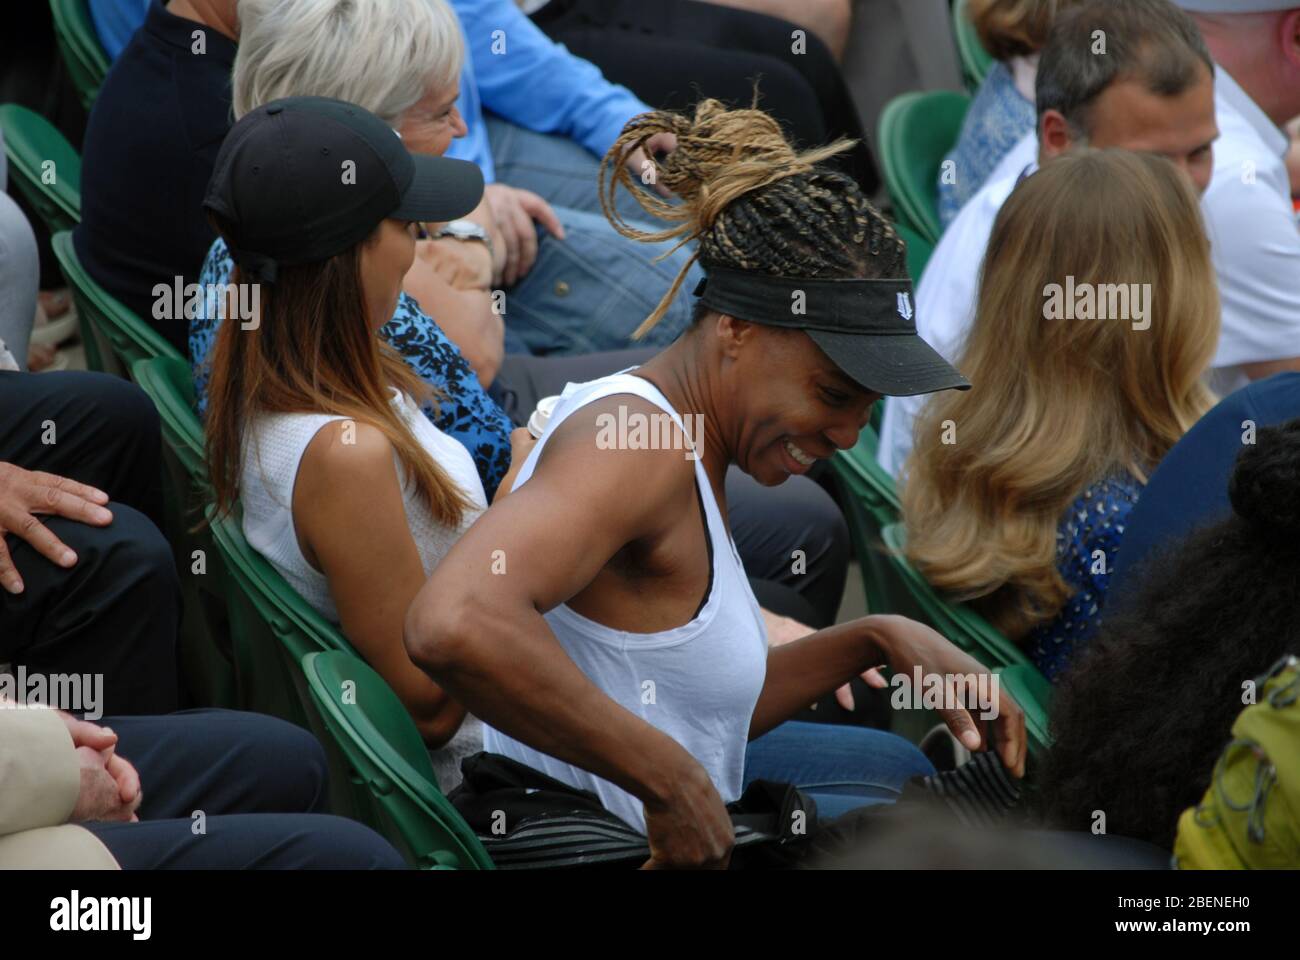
left=1048, top=67, right=1219, bottom=195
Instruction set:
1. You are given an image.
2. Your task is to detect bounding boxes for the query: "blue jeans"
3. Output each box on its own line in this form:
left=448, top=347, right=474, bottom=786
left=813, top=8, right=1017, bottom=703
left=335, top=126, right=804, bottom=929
left=486, top=115, right=703, bottom=357
left=486, top=113, right=659, bottom=222
left=744, top=720, right=935, bottom=821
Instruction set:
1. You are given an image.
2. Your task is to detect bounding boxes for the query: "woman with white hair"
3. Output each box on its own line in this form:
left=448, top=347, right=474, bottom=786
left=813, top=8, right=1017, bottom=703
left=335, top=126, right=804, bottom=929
left=190, top=0, right=858, bottom=638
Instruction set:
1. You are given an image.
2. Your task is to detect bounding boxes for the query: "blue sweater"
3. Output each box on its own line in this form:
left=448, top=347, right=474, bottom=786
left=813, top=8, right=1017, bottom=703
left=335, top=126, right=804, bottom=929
left=443, top=0, right=650, bottom=182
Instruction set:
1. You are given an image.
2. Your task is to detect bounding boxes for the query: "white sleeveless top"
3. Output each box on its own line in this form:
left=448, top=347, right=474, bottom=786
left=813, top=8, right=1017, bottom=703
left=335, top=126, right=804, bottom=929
left=482, top=372, right=769, bottom=832
left=240, top=388, right=489, bottom=792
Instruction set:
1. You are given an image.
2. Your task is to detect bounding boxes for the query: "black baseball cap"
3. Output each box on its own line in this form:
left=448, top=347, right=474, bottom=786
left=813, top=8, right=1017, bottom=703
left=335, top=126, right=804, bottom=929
left=693, top=268, right=970, bottom=397
left=203, top=96, right=484, bottom=281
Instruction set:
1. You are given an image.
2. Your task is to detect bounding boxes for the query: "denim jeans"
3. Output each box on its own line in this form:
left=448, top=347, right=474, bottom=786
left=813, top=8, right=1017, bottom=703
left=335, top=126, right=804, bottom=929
left=486, top=113, right=660, bottom=222
left=486, top=114, right=703, bottom=356
left=744, top=720, right=936, bottom=820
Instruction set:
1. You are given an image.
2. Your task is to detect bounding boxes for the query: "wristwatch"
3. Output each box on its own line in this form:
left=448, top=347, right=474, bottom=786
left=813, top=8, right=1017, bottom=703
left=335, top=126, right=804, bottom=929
left=435, top=219, right=494, bottom=258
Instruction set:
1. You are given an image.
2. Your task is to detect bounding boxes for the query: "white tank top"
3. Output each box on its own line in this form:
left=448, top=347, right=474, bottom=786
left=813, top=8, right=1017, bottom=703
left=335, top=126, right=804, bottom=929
left=239, top=388, right=489, bottom=792
left=482, top=372, right=769, bottom=832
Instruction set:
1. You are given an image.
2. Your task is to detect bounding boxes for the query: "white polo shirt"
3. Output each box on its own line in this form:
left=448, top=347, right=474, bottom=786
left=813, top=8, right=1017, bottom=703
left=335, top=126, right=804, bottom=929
left=878, top=68, right=1300, bottom=479
left=1199, top=66, right=1298, bottom=395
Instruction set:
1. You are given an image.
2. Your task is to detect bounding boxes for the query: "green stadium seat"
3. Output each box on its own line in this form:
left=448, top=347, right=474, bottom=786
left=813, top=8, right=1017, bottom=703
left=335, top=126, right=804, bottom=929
left=131, top=356, right=235, bottom=708
left=0, top=104, right=81, bottom=234
left=302, top=650, right=495, bottom=870
left=205, top=502, right=379, bottom=820
left=51, top=230, right=181, bottom=376
left=877, top=91, right=971, bottom=245
left=50, top=0, right=111, bottom=111
left=894, top=219, right=935, bottom=284
left=878, top=522, right=1052, bottom=755
left=953, top=0, right=996, bottom=92
left=829, top=427, right=903, bottom=618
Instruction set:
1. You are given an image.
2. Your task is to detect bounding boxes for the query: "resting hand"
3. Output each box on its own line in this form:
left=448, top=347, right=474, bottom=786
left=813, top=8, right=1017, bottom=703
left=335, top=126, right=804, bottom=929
left=0, top=463, right=113, bottom=595
left=483, top=184, right=565, bottom=286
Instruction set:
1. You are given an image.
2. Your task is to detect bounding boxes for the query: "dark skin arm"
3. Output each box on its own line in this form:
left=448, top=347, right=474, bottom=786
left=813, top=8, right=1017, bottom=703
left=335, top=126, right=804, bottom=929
left=404, top=397, right=735, bottom=868
left=753, top=617, right=1027, bottom=777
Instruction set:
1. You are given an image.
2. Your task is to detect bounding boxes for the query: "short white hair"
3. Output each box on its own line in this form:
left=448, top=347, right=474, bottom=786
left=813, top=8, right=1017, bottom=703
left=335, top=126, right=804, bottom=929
left=232, top=0, right=464, bottom=125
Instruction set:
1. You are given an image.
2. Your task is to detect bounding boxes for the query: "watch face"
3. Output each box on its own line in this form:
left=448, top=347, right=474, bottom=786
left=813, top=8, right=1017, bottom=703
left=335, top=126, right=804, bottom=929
left=444, top=219, right=487, bottom=241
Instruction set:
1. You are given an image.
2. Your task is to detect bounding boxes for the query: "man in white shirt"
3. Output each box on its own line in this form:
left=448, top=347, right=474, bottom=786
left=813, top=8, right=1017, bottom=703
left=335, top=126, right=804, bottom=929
left=1181, top=2, right=1300, bottom=388
left=878, top=0, right=1225, bottom=477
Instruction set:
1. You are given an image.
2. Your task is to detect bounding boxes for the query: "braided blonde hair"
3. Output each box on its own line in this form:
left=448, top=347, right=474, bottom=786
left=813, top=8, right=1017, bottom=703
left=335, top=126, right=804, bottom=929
left=599, top=99, right=907, bottom=340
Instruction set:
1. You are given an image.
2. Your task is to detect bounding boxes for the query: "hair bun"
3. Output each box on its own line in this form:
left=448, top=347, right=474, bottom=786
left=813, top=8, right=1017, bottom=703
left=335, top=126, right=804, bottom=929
left=1228, top=418, right=1300, bottom=536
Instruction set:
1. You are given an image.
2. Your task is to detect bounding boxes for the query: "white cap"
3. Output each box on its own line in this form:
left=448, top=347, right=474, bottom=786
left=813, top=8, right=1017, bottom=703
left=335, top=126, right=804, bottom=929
left=1173, top=1, right=1298, bottom=11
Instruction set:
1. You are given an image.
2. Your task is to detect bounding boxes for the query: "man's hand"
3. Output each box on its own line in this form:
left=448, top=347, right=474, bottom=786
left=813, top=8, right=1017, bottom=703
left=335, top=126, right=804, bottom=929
left=483, top=184, right=566, bottom=287
left=623, top=132, right=678, bottom=200
left=640, top=762, right=734, bottom=870
left=61, top=713, right=143, bottom=822
left=0, top=463, right=113, bottom=595
left=867, top=614, right=1027, bottom=777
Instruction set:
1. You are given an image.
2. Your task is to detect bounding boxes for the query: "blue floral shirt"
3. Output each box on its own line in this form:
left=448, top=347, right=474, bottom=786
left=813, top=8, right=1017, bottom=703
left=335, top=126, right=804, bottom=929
left=188, top=238, right=513, bottom=498
left=1026, top=474, right=1141, bottom=682
left=937, top=62, right=1036, bottom=229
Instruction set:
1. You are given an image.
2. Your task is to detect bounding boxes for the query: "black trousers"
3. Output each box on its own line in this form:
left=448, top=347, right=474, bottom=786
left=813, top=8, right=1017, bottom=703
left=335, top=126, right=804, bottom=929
left=83, top=709, right=406, bottom=868
left=532, top=0, right=879, bottom=193
left=493, top=350, right=850, bottom=628
left=0, top=370, right=179, bottom=714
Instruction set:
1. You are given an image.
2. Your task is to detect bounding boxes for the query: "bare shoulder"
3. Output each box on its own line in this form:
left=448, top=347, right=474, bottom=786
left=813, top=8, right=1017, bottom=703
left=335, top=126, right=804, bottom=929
left=536, top=393, right=699, bottom=496
left=296, top=418, right=400, bottom=508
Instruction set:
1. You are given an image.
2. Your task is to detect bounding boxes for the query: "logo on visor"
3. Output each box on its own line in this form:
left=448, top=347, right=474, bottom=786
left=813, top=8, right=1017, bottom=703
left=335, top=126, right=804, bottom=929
left=896, top=292, right=914, bottom=323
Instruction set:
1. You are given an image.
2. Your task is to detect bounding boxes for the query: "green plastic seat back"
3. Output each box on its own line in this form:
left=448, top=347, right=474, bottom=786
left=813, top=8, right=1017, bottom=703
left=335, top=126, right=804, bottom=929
left=205, top=503, right=356, bottom=721
left=877, top=91, right=971, bottom=245
left=131, top=357, right=235, bottom=708
left=992, top=663, right=1053, bottom=757
left=953, top=0, right=995, bottom=92
left=894, top=219, right=935, bottom=287
left=828, top=428, right=903, bottom=618
left=303, top=650, right=495, bottom=870
left=205, top=503, right=378, bottom=820
left=0, top=104, right=82, bottom=234
left=131, top=355, right=203, bottom=476
left=878, top=522, right=1052, bottom=754
left=51, top=230, right=182, bottom=377
left=49, top=0, right=111, bottom=111
left=879, top=522, right=1025, bottom=664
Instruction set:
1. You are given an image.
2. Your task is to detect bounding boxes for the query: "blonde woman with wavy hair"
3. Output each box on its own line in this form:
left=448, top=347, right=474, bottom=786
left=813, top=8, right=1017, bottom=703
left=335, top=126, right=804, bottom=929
left=904, top=149, right=1218, bottom=682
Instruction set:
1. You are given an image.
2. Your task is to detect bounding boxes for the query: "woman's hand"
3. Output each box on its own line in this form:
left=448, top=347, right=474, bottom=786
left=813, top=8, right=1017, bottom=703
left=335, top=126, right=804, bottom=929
left=865, top=614, right=1027, bottom=777
left=416, top=236, right=493, bottom=291
left=640, top=760, right=734, bottom=870
left=765, top=611, right=885, bottom=711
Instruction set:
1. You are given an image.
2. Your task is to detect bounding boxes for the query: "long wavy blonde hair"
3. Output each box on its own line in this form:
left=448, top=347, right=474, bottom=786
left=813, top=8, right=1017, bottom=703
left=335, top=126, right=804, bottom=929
left=901, top=149, right=1218, bottom=639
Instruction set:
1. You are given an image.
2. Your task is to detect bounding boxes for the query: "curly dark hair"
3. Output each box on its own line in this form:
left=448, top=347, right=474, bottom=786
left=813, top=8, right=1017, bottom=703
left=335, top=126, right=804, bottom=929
left=1035, top=417, right=1300, bottom=849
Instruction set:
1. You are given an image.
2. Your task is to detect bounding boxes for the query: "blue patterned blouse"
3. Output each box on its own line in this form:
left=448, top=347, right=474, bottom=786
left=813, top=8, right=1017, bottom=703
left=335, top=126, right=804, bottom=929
left=1025, top=474, right=1142, bottom=682
left=937, top=62, right=1036, bottom=230
left=188, top=238, right=513, bottom=498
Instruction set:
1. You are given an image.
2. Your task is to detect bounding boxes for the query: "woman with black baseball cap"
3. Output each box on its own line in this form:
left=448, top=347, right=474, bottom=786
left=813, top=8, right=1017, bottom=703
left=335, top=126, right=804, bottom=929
left=203, top=96, right=533, bottom=790
left=405, top=100, right=1026, bottom=866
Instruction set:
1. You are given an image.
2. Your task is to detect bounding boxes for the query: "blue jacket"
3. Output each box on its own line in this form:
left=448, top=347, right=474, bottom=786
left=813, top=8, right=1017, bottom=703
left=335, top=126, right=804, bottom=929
left=444, top=0, right=649, bottom=181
